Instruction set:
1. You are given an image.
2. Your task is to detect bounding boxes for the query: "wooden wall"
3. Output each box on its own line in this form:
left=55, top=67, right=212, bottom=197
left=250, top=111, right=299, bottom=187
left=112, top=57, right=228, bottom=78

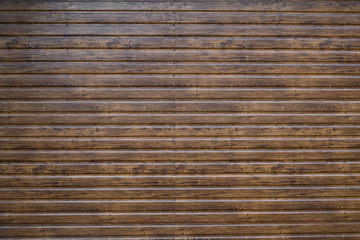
left=0, top=0, right=360, bottom=239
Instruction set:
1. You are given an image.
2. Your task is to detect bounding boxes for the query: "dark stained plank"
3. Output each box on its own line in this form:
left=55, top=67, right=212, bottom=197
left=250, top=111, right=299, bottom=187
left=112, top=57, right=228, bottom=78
left=0, top=137, right=359, bottom=149
left=1, top=88, right=360, bottom=100
left=2, top=37, right=360, bottom=50
left=1, top=198, right=360, bottom=212
left=1, top=161, right=360, bottom=175
left=1, top=113, right=360, bottom=124
left=2, top=12, right=360, bottom=25
left=1, top=24, right=360, bottom=37
left=0, top=224, right=358, bottom=238
left=0, top=126, right=359, bottom=137
left=1, top=62, right=360, bottom=74
left=1, top=174, right=359, bottom=187
left=2, top=49, right=360, bottom=62
left=1, top=75, right=360, bottom=87
left=1, top=100, right=359, bottom=113
left=1, top=186, right=360, bottom=199
left=2, top=211, right=360, bottom=225
left=0, top=150, right=359, bottom=161
left=1, top=1, right=359, bottom=12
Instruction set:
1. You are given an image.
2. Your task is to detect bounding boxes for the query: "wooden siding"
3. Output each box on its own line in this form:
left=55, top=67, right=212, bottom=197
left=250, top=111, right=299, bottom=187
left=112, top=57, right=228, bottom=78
left=0, top=0, right=360, bottom=239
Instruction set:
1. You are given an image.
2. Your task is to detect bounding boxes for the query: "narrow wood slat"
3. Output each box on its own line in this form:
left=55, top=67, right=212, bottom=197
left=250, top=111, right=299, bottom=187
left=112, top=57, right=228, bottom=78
left=1, top=75, right=359, bottom=87
left=2, top=211, right=360, bottom=225
left=1, top=101, right=359, bottom=113
left=1, top=126, right=359, bottom=137
left=1, top=186, right=360, bottom=199
left=1, top=24, right=360, bottom=37
left=1, top=113, right=360, bottom=124
left=1, top=199, right=360, bottom=212
left=2, top=49, right=360, bottom=62
left=1, top=174, right=359, bottom=187
left=0, top=1, right=359, bottom=12
left=2, top=37, right=360, bottom=50
left=0, top=150, right=358, bottom=161
left=1, top=62, right=359, bottom=74
left=1, top=88, right=360, bottom=100
left=0, top=137, right=359, bottom=150
left=0, top=234, right=357, bottom=240
left=2, top=12, right=360, bottom=25
left=1, top=162, right=360, bottom=175
left=3, top=223, right=360, bottom=237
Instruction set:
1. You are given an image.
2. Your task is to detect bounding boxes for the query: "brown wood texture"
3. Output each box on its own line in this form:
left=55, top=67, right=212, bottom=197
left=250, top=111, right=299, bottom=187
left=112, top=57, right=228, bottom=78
left=0, top=0, right=360, bottom=239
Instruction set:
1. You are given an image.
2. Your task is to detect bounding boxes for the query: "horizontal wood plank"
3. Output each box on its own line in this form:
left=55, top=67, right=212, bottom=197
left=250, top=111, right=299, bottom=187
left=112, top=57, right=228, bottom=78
left=1, top=198, right=360, bottom=212
left=1, top=224, right=360, bottom=237
left=2, top=49, right=360, bottom=62
left=2, top=37, right=360, bottom=50
left=0, top=126, right=359, bottom=137
left=1, top=162, right=360, bottom=175
left=1, top=100, right=359, bottom=113
left=2, top=211, right=360, bottom=225
left=1, top=62, right=360, bottom=74
left=0, top=137, right=359, bottom=150
left=0, top=150, right=358, bottom=161
left=1, top=174, right=359, bottom=187
left=2, top=12, right=360, bottom=25
left=1, top=75, right=359, bottom=87
left=1, top=186, right=360, bottom=199
left=1, top=88, right=360, bottom=100
left=1, top=1, right=359, bottom=12
left=2, top=24, right=360, bottom=37
left=1, top=113, right=359, bottom=124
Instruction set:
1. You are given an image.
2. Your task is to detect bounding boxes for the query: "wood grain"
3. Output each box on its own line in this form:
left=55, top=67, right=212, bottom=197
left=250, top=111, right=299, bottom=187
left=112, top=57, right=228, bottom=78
left=1, top=12, right=360, bottom=25
left=3, top=49, right=360, bottom=62
left=2, top=24, right=360, bottom=37
left=1, top=1, right=359, bottom=12
left=2, top=37, right=360, bottom=50
left=1, top=0, right=359, bottom=238
left=1, top=161, right=360, bottom=175
left=0, top=75, right=359, bottom=87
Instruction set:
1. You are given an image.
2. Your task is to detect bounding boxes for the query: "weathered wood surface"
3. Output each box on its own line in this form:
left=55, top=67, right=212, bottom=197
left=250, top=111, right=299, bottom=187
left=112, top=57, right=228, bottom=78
left=0, top=0, right=359, bottom=238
